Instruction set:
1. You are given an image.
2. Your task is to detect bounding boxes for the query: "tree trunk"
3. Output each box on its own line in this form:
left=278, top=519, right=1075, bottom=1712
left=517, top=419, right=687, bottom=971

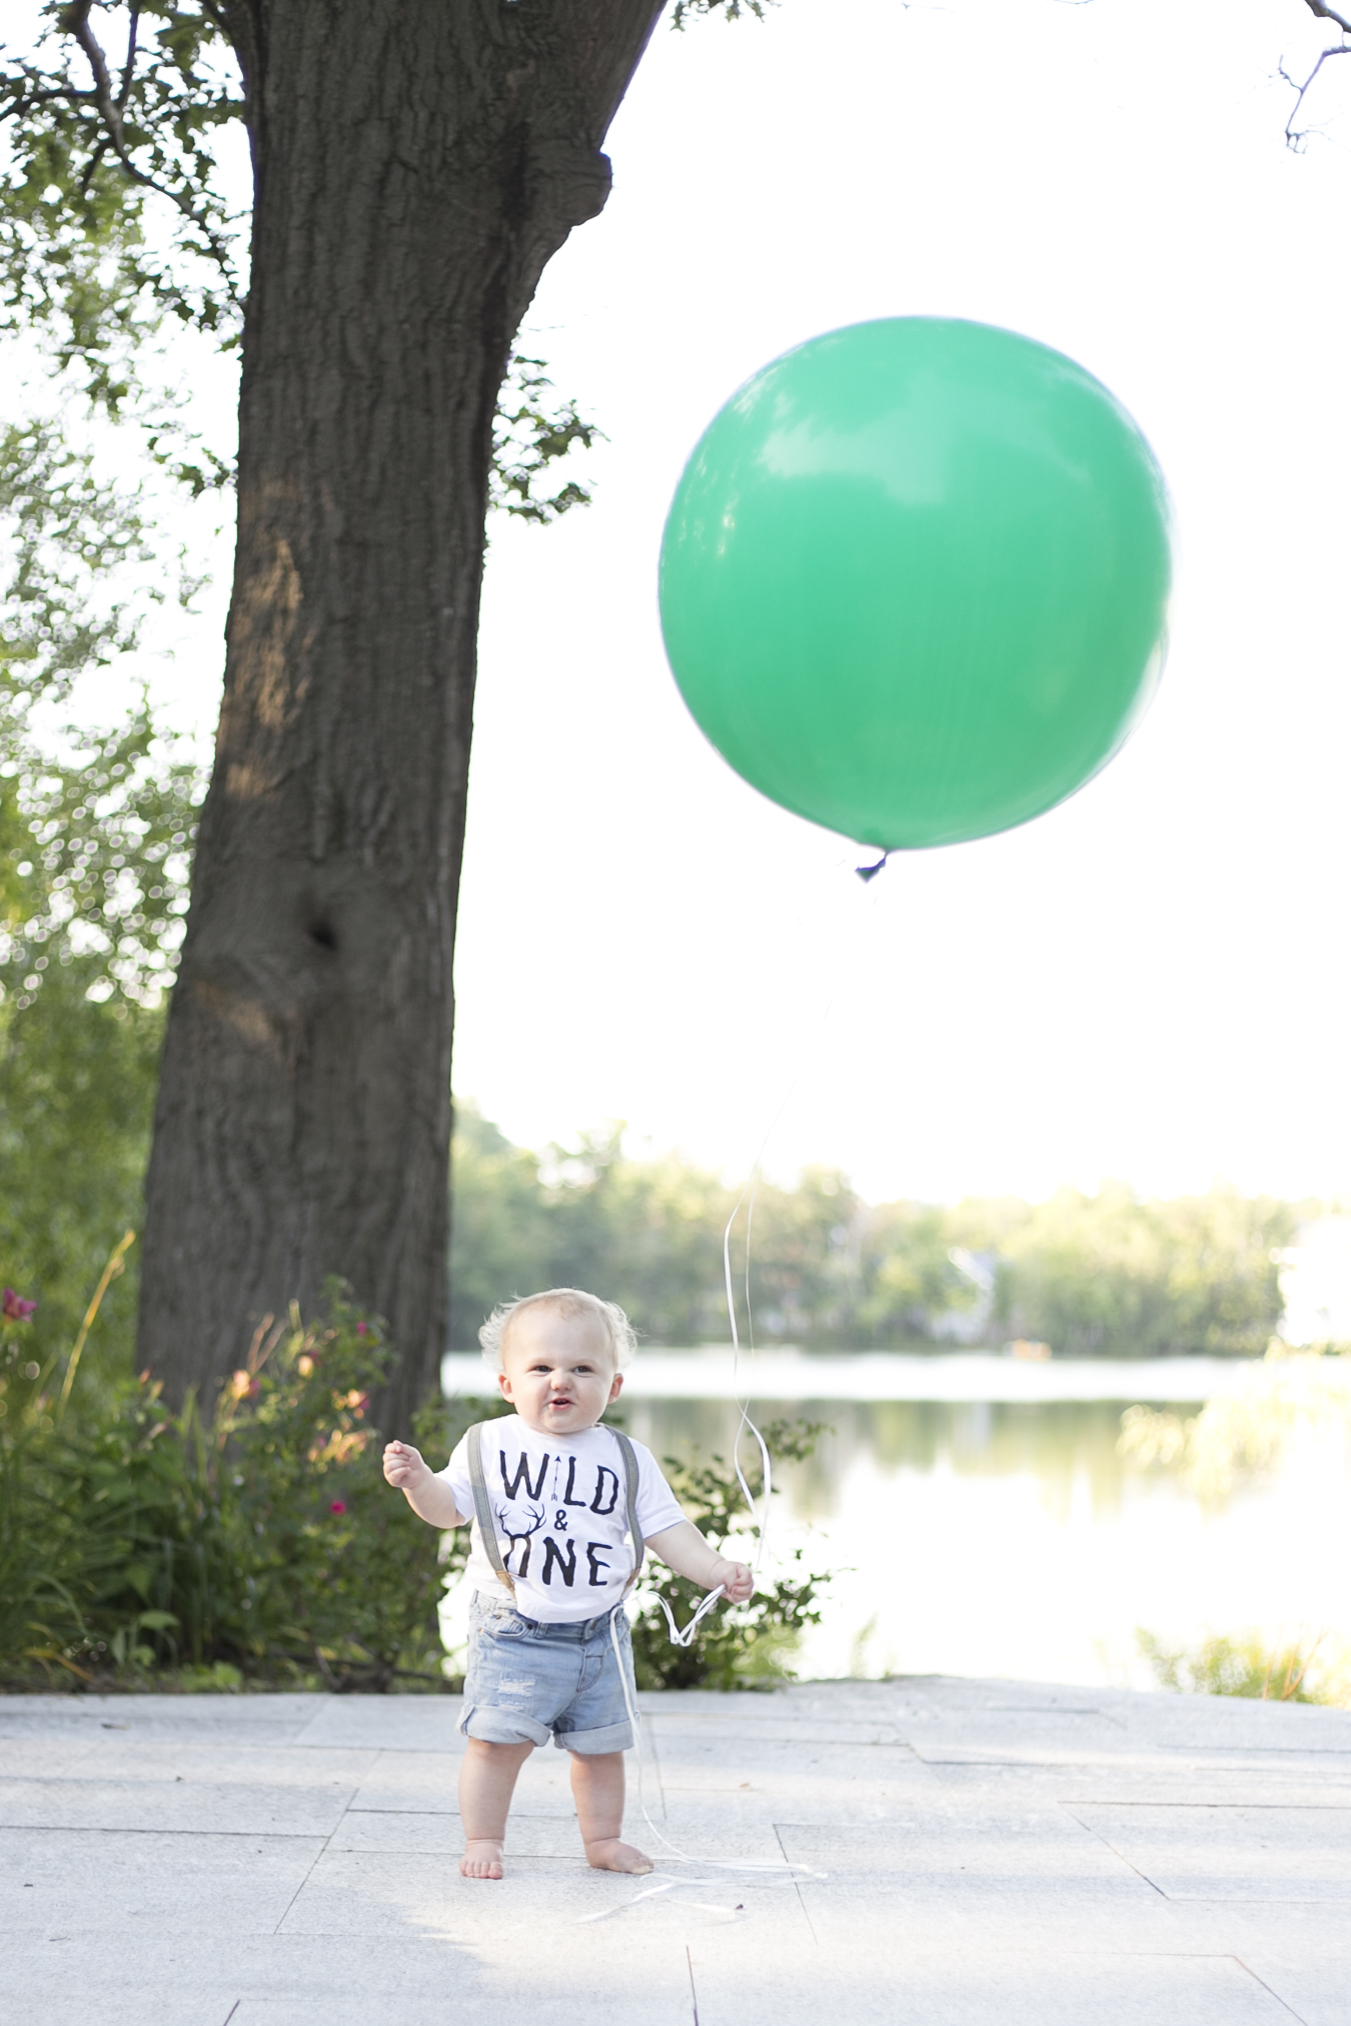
left=139, top=0, right=664, bottom=1431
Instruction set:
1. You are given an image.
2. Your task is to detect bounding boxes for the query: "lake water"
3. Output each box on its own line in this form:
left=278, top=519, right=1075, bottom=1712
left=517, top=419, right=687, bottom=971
left=439, top=1351, right=1351, bottom=1688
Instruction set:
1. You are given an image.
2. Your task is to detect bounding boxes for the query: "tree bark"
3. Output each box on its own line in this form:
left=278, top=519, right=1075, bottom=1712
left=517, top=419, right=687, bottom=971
left=139, top=0, right=664, bottom=1430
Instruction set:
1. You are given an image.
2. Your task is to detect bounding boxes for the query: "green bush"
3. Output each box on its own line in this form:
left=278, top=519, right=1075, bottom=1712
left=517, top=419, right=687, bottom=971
left=0, top=1287, right=477, bottom=1690
left=629, top=1418, right=831, bottom=1691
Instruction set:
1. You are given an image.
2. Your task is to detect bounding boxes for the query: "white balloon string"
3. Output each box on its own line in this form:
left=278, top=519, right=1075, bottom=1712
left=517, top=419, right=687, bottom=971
left=651, top=1582, right=725, bottom=1647
left=719, top=863, right=888, bottom=1586
left=576, top=862, right=883, bottom=1920
left=584, top=1603, right=826, bottom=1916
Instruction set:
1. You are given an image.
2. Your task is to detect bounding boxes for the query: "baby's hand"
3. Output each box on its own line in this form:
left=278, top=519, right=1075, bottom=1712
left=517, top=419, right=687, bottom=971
left=712, top=1558, right=754, bottom=1605
left=383, top=1439, right=429, bottom=1492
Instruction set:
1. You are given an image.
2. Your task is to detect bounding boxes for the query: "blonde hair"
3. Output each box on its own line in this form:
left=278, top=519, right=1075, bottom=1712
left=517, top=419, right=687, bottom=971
left=478, top=1288, right=637, bottom=1374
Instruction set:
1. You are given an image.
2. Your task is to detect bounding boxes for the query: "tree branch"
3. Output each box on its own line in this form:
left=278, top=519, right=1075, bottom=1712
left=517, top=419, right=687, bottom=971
left=0, top=82, right=97, bottom=123
left=118, top=8, right=140, bottom=115
left=1303, top=0, right=1351, bottom=35
left=56, top=0, right=241, bottom=293
left=78, top=131, right=111, bottom=198
left=1285, top=0, right=1351, bottom=148
left=60, top=2, right=133, bottom=165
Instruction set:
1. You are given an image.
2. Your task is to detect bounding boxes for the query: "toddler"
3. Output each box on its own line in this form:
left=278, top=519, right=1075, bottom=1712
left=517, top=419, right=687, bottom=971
left=383, top=1287, right=753, bottom=1880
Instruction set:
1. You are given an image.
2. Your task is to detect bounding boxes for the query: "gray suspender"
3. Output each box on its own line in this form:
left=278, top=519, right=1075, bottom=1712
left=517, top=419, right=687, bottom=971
left=463, top=1423, right=644, bottom=1600
left=465, top=1422, right=515, bottom=1596
left=611, top=1428, right=645, bottom=1593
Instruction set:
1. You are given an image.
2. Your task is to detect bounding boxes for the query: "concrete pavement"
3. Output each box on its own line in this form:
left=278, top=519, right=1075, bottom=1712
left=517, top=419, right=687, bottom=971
left=2, top=1676, right=1349, bottom=2024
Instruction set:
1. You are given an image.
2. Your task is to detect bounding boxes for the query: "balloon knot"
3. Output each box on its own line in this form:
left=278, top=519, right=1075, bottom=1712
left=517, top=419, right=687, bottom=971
left=855, top=853, right=889, bottom=884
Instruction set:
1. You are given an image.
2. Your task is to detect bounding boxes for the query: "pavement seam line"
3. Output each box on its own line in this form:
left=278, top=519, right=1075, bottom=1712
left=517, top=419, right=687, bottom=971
left=267, top=1737, right=367, bottom=1937
left=1061, top=1799, right=1351, bottom=1811
left=0, top=1822, right=328, bottom=1841
left=685, top=1943, right=699, bottom=2024
left=775, top=1821, right=820, bottom=1945
left=1234, top=1955, right=1311, bottom=2023
left=269, top=1839, right=329, bottom=1934
left=1058, top=1802, right=1168, bottom=1896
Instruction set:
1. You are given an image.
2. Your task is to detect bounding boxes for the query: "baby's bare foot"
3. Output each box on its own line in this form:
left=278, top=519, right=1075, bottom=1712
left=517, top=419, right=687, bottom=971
left=461, top=1838, right=505, bottom=1879
left=585, top=1837, right=653, bottom=1875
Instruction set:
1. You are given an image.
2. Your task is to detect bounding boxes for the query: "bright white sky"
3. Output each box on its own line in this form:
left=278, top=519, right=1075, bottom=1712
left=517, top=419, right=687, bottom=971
left=95, top=0, right=1351, bottom=1207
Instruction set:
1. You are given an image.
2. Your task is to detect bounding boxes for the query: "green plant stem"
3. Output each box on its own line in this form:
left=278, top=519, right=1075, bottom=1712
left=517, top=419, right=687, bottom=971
left=57, top=1227, right=135, bottom=1426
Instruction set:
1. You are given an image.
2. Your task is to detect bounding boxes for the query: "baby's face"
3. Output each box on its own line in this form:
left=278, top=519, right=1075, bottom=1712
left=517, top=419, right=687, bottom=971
left=498, top=1306, right=623, bottom=1437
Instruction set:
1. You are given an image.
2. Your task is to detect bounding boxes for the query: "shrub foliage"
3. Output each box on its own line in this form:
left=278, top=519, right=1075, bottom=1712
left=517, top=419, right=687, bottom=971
left=0, top=1288, right=477, bottom=1690
left=629, top=1417, right=829, bottom=1692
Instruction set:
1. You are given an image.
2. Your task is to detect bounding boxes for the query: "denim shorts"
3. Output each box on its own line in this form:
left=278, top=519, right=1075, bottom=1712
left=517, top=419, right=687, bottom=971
left=458, top=1587, right=637, bottom=1755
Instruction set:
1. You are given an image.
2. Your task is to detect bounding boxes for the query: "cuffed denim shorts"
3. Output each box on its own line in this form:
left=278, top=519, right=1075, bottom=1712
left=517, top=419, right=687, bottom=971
left=458, top=1587, right=636, bottom=1754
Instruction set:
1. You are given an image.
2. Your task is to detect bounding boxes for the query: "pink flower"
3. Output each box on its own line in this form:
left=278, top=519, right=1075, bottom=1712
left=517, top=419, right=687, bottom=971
left=3, top=1289, right=36, bottom=1323
left=355, top=1320, right=367, bottom=1335
left=329, top=1499, right=347, bottom=1516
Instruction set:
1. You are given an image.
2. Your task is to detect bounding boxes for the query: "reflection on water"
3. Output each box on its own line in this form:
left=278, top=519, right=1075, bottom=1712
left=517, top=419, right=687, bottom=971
left=616, top=1395, right=1351, bottom=1688
left=621, top=1397, right=1164, bottom=1526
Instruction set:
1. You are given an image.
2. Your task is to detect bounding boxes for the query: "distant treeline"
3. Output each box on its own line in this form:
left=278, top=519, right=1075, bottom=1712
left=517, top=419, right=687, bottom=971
left=449, top=1104, right=1300, bottom=1358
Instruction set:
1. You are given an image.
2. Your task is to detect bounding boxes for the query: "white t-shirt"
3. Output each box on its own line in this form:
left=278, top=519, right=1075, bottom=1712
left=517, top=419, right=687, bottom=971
left=440, top=1415, right=686, bottom=1624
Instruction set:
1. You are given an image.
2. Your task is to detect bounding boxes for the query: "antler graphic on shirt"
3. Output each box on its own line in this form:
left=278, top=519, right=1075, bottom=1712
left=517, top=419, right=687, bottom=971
left=496, top=1499, right=548, bottom=1576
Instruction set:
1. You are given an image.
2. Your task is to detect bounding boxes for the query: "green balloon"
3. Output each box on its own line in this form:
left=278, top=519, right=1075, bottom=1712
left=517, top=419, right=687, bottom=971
left=659, top=318, right=1171, bottom=850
